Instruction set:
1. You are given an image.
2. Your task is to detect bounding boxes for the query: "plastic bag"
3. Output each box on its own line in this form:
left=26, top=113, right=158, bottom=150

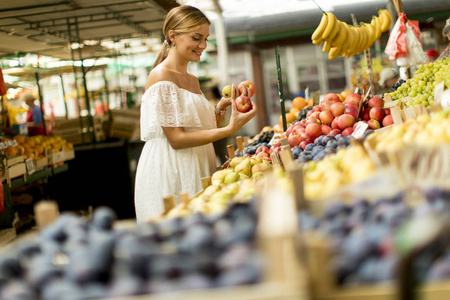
left=0, top=67, right=6, bottom=96
left=397, top=22, right=426, bottom=66
left=385, top=13, right=425, bottom=65
left=385, top=13, right=407, bottom=60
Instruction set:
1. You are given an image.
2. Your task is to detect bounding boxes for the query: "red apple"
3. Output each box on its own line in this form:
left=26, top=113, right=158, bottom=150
left=321, top=125, right=332, bottom=135
left=344, top=93, right=362, bottom=106
left=306, top=110, right=313, bottom=118
left=235, top=95, right=253, bottom=113
left=331, top=117, right=340, bottom=130
left=367, top=119, right=381, bottom=130
left=369, top=107, right=385, bottom=122
left=338, top=114, right=356, bottom=130
left=344, top=101, right=359, bottom=109
left=288, top=133, right=301, bottom=148
left=312, top=105, right=322, bottom=113
left=294, top=127, right=306, bottom=135
left=384, top=108, right=391, bottom=116
left=344, top=106, right=359, bottom=120
left=310, top=111, right=321, bottom=120
left=301, top=132, right=315, bottom=143
left=330, top=102, right=345, bottom=117
left=368, top=97, right=384, bottom=108
left=323, top=93, right=341, bottom=103
left=256, top=152, right=269, bottom=158
left=306, top=122, right=322, bottom=138
left=306, top=117, right=321, bottom=126
left=321, top=101, right=332, bottom=111
left=361, top=109, right=371, bottom=121
left=256, top=145, right=270, bottom=155
left=382, top=115, right=394, bottom=127
left=328, top=129, right=342, bottom=136
left=319, top=110, right=334, bottom=126
left=342, top=127, right=354, bottom=136
left=238, top=80, right=256, bottom=98
left=271, top=139, right=281, bottom=148
left=285, top=126, right=295, bottom=137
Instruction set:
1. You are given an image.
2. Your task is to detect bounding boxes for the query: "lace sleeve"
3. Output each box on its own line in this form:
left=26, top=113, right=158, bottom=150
left=140, top=81, right=202, bottom=139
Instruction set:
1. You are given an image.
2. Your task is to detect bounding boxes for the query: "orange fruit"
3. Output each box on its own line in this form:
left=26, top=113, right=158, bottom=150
left=25, top=138, right=36, bottom=148
left=280, top=112, right=296, bottom=124
left=5, top=146, right=18, bottom=157
left=14, top=135, right=25, bottom=144
left=290, top=107, right=300, bottom=114
left=337, top=94, right=345, bottom=102
left=340, top=90, right=352, bottom=99
left=307, top=98, right=314, bottom=107
left=34, top=145, right=44, bottom=155
left=260, top=126, right=272, bottom=133
left=292, top=97, right=307, bottom=110
left=273, top=123, right=283, bottom=133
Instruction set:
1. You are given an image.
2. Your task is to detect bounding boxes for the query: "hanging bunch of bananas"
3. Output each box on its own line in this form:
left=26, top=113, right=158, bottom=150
left=311, top=9, right=392, bottom=60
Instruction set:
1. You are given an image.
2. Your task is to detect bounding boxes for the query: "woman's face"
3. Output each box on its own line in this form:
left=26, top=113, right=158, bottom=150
left=173, top=23, right=210, bottom=63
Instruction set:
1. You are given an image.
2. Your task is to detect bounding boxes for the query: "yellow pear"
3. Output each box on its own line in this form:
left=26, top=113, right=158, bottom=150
left=234, top=158, right=252, bottom=177
left=230, top=156, right=246, bottom=169
left=223, top=172, right=240, bottom=184
left=211, top=168, right=233, bottom=186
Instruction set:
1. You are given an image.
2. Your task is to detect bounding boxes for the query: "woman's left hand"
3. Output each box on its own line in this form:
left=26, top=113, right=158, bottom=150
left=216, top=84, right=239, bottom=110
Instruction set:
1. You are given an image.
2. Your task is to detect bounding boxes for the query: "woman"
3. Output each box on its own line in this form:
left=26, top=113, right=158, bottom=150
left=437, top=17, right=450, bottom=61
left=134, top=5, right=257, bottom=221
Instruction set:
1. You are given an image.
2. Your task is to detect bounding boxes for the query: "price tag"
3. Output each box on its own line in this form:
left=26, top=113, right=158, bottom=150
left=0, top=140, right=17, bottom=151
left=352, top=121, right=369, bottom=139
left=25, top=158, right=36, bottom=175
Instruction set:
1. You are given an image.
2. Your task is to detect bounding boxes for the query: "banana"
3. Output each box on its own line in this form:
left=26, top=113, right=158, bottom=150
left=312, top=13, right=329, bottom=41
left=356, top=27, right=367, bottom=54
left=321, top=12, right=337, bottom=40
left=341, top=22, right=353, bottom=52
left=348, top=26, right=360, bottom=56
left=363, top=22, right=375, bottom=48
left=330, top=21, right=345, bottom=47
left=322, top=40, right=332, bottom=52
left=371, top=16, right=381, bottom=40
left=312, top=37, right=325, bottom=45
left=379, top=9, right=392, bottom=32
left=361, top=23, right=372, bottom=51
left=328, top=46, right=341, bottom=60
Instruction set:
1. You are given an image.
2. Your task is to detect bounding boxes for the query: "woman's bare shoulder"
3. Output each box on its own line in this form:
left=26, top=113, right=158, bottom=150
left=145, top=66, right=176, bottom=90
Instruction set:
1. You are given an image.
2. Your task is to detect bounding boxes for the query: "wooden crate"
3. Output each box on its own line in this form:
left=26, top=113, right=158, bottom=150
left=109, top=109, right=140, bottom=141
left=1, top=155, right=27, bottom=186
left=50, top=115, right=107, bottom=145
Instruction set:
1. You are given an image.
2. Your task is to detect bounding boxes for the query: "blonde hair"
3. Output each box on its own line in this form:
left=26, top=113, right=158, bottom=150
left=152, top=5, right=210, bottom=69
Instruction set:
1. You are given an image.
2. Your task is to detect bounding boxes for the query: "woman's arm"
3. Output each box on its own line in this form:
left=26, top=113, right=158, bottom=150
left=163, top=99, right=257, bottom=150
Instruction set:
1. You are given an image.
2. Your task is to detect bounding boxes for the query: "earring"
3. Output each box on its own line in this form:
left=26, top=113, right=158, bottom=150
left=173, top=43, right=176, bottom=47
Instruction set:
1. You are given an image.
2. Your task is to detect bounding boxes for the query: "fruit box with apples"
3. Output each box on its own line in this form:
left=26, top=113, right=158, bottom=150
left=383, top=94, right=444, bottom=126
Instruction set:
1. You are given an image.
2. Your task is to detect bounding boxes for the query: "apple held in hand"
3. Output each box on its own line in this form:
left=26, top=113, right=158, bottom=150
left=235, top=95, right=253, bottom=113
left=238, top=80, right=256, bottom=98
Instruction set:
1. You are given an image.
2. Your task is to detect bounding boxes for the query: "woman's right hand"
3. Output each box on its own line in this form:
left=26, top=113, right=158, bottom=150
left=227, top=97, right=258, bottom=135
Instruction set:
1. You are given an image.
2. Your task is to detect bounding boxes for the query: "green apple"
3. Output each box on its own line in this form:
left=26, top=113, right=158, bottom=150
left=222, top=85, right=232, bottom=98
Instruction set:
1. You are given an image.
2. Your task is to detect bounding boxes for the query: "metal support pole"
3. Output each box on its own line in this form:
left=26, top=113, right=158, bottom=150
left=59, top=75, right=68, bottom=119
left=35, top=72, right=47, bottom=136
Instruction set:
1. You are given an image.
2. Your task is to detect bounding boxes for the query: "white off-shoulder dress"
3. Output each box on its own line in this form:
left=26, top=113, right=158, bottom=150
left=134, top=81, right=217, bottom=222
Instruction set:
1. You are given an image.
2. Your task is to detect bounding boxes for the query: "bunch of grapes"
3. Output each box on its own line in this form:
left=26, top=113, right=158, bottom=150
left=245, top=130, right=274, bottom=149
left=389, top=78, right=405, bottom=92
left=295, top=106, right=313, bottom=122
left=388, top=57, right=450, bottom=107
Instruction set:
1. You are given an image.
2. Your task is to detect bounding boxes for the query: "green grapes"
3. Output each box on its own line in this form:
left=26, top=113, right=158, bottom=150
left=388, top=57, right=450, bottom=107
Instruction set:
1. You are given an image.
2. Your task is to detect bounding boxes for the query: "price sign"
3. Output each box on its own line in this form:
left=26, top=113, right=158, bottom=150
left=0, top=140, right=17, bottom=151
left=352, top=121, right=369, bottom=139
left=25, top=158, right=36, bottom=175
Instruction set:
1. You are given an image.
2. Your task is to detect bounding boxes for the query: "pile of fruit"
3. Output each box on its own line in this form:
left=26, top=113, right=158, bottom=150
left=222, top=80, right=256, bottom=113
left=300, top=187, right=450, bottom=285
left=0, top=204, right=262, bottom=299
left=273, top=91, right=392, bottom=155
left=388, top=58, right=450, bottom=107
left=1, top=135, right=73, bottom=160
left=365, top=109, right=450, bottom=153
left=303, top=144, right=376, bottom=199
left=311, top=9, right=392, bottom=59
left=166, top=155, right=271, bottom=219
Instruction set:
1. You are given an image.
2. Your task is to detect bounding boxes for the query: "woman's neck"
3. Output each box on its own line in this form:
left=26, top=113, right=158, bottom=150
left=163, top=52, right=190, bottom=75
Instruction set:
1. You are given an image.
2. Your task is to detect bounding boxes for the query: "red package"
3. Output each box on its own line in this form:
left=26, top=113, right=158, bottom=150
left=0, top=66, right=6, bottom=96
left=385, top=13, right=407, bottom=60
